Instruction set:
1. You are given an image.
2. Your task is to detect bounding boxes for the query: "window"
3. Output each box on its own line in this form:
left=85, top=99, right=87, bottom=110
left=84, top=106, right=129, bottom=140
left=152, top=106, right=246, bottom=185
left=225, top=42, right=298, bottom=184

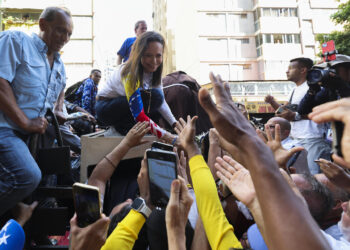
left=258, top=8, right=297, bottom=17
left=294, top=34, right=301, bottom=43
left=263, top=8, right=271, bottom=16
left=289, top=8, right=297, bottom=17
left=280, top=8, right=289, bottom=17
left=243, top=64, right=252, bottom=70
left=203, top=13, right=227, bottom=34
left=258, top=33, right=301, bottom=45
left=238, top=38, right=250, bottom=44
left=285, top=34, right=293, bottom=43
left=274, top=34, right=283, bottom=44
left=271, top=8, right=279, bottom=17
left=263, top=34, right=272, bottom=43
left=257, top=47, right=262, bottom=57
left=255, top=34, right=262, bottom=47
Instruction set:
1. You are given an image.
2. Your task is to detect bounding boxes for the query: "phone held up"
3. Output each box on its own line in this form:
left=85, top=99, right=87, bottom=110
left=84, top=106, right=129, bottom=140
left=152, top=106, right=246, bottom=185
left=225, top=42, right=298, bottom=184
left=146, top=147, right=177, bottom=208
left=72, top=183, right=101, bottom=228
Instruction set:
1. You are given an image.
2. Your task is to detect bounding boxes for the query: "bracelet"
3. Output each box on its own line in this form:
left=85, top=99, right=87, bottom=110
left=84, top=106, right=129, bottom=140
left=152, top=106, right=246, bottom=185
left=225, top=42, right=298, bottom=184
left=104, top=155, right=117, bottom=169
left=171, top=136, right=178, bottom=146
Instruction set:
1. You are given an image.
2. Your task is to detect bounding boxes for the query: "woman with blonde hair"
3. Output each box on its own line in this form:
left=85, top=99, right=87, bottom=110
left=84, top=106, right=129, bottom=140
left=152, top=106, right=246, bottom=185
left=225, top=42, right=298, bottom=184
left=96, top=31, right=178, bottom=143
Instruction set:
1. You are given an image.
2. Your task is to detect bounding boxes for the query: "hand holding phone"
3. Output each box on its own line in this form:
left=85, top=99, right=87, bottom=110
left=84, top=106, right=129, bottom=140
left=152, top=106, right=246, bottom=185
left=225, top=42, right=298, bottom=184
left=72, top=183, right=101, bottom=228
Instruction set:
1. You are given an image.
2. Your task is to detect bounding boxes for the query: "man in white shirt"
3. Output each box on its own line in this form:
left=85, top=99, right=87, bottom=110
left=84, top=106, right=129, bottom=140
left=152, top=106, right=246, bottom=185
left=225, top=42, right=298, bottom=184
left=265, top=58, right=331, bottom=174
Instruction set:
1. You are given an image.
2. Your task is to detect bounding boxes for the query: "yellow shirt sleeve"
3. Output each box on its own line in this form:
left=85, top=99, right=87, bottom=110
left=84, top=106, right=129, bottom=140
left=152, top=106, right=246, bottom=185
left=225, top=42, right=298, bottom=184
left=189, top=154, right=242, bottom=250
left=101, top=209, right=145, bottom=250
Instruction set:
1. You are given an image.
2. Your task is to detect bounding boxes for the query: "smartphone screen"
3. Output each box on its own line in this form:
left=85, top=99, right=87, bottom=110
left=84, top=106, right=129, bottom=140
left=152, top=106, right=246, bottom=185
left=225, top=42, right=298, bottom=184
left=72, top=183, right=101, bottom=228
left=151, top=141, right=174, bottom=152
left=147, top=150, right=177, bottom=207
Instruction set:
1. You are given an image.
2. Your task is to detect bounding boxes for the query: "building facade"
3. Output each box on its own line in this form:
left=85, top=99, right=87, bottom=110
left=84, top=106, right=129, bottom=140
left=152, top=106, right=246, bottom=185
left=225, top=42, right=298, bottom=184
left=0, top=0, right=94, bottom=86
left=153, top=0, right=343, bottom=93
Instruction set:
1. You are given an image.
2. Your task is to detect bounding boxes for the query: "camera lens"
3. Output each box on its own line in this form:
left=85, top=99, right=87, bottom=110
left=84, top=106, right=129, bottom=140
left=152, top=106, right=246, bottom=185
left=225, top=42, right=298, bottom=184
left=307, top=69, right=323, bottom=84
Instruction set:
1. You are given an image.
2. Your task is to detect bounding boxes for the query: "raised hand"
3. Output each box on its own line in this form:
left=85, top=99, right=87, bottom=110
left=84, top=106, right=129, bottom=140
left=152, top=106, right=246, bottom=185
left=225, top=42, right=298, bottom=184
left=309, top=97, right=350, bottom=163
left=317, top=157, right=350, bottom=193
left=215, top=155, right=256, bottom=208
left=174, top=147, right=189, bottom=185
left=124, top=122, right=150, bottom=148
left=258, top=124, right=303, bottom=170
left=198, top=73, right=259, bottom=164
left=166, top=177, right=193, bottom=250
left=137, top=151, right=154, bottom=210
left=70, top=213, right=110, bottom=250
left=12, top=201, right=38, bottom=226
left=174, top=115, right=200, bottom=158
left=276, top=108, right=296, bottom=121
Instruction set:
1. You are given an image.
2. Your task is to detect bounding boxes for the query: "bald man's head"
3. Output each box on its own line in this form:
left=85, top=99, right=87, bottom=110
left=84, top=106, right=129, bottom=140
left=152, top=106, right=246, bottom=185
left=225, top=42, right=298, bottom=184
left=266, top=117, right=291, bottom=140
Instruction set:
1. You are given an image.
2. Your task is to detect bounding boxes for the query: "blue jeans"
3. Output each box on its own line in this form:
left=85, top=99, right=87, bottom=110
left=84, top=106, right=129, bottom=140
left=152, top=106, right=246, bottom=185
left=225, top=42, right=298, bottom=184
left=297, top=137, right=331, bottom=175
left=96, top=88, right=164, bottom=135
left=0, top=128, right=41, bottom=215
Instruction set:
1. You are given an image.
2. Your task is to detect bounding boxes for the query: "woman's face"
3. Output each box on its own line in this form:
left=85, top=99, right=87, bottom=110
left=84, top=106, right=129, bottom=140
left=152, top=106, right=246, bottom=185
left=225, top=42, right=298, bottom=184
left=141, top=41, right=163, bottom=73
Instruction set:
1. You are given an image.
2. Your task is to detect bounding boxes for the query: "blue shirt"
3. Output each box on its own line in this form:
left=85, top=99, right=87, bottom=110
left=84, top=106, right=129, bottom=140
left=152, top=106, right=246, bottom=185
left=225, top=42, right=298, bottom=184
left=117, top=37, right=136, bottom=62
left=0, top=31, right=66, bottom=132
left=74, top=78, right=97, bottom=116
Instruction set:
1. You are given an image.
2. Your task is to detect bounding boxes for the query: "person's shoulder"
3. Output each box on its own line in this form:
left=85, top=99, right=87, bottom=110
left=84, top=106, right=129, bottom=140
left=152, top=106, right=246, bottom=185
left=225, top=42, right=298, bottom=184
left=83, top=78, right=94, bottom=86
left=125, top=37, right=136, bottom=44
left=126, top=37, right=136, bottom=42
left=0, top=30, right=29, bottom=42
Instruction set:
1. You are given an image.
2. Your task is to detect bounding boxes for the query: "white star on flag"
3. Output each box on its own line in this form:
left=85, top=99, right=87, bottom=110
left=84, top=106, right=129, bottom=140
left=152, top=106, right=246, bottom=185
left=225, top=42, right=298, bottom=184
left=0, top=233, right=10, bottom=245
left=1, top=221, right=11, bottom=233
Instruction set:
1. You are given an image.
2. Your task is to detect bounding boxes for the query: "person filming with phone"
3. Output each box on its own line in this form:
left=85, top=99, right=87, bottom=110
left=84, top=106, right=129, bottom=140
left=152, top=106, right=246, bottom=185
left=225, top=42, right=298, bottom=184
left=265, top=57, right=331, bottom=174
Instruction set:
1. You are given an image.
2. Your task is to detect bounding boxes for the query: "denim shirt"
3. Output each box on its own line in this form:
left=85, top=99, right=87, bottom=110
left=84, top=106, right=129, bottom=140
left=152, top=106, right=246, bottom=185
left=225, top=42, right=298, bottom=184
left=0, top=30, right=66, bottom=132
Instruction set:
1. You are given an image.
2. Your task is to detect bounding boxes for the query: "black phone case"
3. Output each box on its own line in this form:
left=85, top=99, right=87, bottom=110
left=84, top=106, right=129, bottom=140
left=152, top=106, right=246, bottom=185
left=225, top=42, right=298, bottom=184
left=146, top=150, right=177, bottom=207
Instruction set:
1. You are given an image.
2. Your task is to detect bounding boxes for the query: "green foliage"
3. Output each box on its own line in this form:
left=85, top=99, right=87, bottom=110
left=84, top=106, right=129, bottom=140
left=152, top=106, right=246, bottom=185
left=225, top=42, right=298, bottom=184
left=316, top=0, right=350, bottom=56
left=316, top=31, right=350, bottom=56
left=331, top=1, right=350, bottom=29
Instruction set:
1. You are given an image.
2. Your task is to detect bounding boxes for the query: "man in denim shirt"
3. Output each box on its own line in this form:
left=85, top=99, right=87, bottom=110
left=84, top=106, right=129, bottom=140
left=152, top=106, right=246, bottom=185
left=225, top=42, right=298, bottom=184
left=0, top=7, right=73, bottom=215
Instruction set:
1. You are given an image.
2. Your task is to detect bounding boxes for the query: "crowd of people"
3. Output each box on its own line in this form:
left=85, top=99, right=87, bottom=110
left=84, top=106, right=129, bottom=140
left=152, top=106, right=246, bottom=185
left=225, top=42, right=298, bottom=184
left=2, top=5, right=350, bottom=250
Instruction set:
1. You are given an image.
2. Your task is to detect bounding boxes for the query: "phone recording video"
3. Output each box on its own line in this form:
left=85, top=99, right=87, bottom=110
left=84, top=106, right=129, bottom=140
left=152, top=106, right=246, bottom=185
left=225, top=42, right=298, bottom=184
left=72, top=183, right=101, bottom=228
left=146, top=149, right=177, bottom=207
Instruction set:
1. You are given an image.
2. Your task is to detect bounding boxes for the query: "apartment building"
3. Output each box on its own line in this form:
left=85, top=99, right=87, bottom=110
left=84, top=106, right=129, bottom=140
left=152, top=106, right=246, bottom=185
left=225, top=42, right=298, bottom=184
left=153, top=0, right=343, bottom=101
left=0, top=0, right=94, bottom=86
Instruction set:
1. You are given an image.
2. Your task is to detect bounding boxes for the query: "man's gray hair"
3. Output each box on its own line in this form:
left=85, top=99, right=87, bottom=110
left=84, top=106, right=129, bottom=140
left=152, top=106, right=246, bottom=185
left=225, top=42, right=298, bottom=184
left=40, top=7, right=71, bottom=22
left=134, top=20, right=146, bottom=31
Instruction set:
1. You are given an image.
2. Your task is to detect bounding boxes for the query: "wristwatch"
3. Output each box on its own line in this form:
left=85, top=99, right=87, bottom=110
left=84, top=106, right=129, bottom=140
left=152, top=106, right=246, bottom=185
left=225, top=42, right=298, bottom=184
left=294, top=112, right=301, bottom=121
left=131, top=197, right=152, bottom=219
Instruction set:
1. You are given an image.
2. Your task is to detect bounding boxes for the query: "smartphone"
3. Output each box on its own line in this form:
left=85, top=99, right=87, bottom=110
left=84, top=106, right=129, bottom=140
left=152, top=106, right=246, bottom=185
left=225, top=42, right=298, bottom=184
left=151, top=141, right=174, bottom=152
left=146, top=149, right=177, bottom=207
left=72, top=183, right=101, bottom=228
left=332, top=121, right=344, bottom=157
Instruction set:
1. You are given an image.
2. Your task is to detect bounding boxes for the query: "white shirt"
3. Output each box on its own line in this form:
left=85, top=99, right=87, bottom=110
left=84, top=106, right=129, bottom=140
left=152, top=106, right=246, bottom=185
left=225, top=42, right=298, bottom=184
left=282, top=136, right=301, bottom=150
left=97, top=65, right=177, bottom=126
left=288, top=81, right=326, bottom=139
left=321, top=230, right=350, bottom=249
